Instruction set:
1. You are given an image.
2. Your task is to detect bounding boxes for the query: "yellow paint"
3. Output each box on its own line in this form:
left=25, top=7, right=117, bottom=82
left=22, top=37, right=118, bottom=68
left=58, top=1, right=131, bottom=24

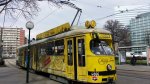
left=36, top=23, right=70, bottom=40
left=85, top=20, right=90, bottom=28
left=90, top=20, right=96, bottom=28
left=99, top=33, right=112, bottom=39
left=17, top=29, right=117, bottom=83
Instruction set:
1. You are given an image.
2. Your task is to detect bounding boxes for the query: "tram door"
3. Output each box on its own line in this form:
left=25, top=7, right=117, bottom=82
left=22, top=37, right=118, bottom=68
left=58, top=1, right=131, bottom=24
left=66, top=38, right=76, bottom=80
left=66, top=37, right=86, bottom=80
left=76, top=37, right=86, bottom=80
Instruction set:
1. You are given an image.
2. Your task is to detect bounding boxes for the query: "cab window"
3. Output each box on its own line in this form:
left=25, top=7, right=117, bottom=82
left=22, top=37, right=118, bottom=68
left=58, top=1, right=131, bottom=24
left=90, top=39, right=113, bottom=55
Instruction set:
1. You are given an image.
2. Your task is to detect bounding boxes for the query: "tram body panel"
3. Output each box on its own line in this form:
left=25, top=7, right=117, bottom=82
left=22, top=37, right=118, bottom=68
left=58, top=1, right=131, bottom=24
left=16, top=26, right=117, bottom=83
left=18, top=49, right=24, bottom=67
left=34, top=40, right=66, bottom=77
left=32, top=46, right=37, bottom=70
left=22, top=49, right=26, bottom=67
left=86, top=56, right=116, bottom=83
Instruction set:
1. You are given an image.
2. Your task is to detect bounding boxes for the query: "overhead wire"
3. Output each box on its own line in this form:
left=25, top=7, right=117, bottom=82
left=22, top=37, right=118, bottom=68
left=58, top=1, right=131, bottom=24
left=10, top=5, right=26, bottom=27
left=10, top=11, right=22, bottom=27
left=95, top=5, right=150, bottom=21
left=35, top=8, right=60, bottom=24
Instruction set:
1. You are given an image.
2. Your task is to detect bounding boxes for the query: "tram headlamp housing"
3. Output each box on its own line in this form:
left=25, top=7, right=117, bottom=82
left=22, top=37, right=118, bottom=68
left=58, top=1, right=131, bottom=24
left=107, top=64, right=112, bottom=71
left=85, top=20, right=96, bottom=28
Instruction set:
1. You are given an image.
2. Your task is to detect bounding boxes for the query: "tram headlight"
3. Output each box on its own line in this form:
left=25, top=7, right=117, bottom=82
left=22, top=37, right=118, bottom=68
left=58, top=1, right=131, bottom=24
left=107, top=64, right=112, bottom=71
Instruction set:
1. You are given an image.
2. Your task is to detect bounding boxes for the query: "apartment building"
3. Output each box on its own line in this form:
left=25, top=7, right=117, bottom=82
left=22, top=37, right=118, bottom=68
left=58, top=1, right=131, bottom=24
left=0, top=28, right=25, bottom=58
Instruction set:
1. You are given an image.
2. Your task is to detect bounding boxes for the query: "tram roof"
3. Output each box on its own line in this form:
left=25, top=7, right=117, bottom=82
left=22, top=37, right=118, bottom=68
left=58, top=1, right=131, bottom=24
left=18, top=27, right=111, bottom=49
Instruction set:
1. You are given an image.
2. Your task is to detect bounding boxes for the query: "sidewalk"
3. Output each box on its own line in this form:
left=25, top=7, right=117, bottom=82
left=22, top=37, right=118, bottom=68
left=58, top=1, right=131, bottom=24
left=117, top=64, right=150, bottom=72
left=0, top=59, right=60, bottom=84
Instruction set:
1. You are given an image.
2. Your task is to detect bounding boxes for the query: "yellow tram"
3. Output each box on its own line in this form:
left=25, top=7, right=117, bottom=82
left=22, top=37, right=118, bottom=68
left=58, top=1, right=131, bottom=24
left=16, top=21, right=117, bottom=84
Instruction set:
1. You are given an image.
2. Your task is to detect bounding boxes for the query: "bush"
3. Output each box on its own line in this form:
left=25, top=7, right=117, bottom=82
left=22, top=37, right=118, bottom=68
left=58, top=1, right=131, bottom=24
left=126, top=60, right=147, bottom=65
left=115, top=56, right=147, bottom=65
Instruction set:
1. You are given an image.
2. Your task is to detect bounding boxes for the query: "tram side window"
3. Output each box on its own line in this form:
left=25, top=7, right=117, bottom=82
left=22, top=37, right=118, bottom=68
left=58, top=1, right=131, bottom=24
left=30, top=48, right=33, bottom=57
left=78, top=39, right=85, bottom=66
left=55, top=40, right=64, bottom=55
left=34, top=46, right=37, bottom=61
left=40, top=44, right=47, bottom=56
left=18, top=49, right=22, bottom=56
left=67, top=40, right=73, bottom=65
left=46, top=42, right=55, bottom=55
left=38, top=45, right=41, bottom=59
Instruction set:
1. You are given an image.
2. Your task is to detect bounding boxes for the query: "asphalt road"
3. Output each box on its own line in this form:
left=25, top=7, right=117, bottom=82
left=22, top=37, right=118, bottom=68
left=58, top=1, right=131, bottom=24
left=116, top=69, right=150, bottom=84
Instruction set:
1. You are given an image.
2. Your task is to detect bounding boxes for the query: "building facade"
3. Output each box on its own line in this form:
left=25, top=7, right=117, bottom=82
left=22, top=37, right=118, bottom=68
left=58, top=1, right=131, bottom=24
left=129, top=12, right=150, bottom=54
left=114, top=5, right=150, bottom=26
left=0, top=28, right=25, bottom=58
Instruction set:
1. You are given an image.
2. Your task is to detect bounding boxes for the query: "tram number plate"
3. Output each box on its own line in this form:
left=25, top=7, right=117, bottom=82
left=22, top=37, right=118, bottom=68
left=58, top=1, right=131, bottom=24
left=91, top=72, right=99, bottom=76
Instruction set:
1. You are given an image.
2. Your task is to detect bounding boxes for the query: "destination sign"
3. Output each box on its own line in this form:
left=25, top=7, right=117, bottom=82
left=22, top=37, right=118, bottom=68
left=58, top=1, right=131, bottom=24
left=99, top=34, right=112, bottom=39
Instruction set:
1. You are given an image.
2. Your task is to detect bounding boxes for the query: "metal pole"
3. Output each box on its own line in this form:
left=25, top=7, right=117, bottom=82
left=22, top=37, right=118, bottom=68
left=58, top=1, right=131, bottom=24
left=71, top=9, right=81, bottom=27
left=26, top=29, right=31, bottom=83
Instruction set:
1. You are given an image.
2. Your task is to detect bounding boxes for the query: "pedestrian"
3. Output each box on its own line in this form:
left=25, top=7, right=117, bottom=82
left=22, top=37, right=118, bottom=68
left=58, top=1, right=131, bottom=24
left=130, top=54, right=136, bottom=66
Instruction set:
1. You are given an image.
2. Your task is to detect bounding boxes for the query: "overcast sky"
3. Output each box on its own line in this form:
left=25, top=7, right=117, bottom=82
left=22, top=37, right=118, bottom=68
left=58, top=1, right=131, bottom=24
left=1, top=0, right=150, bottom=38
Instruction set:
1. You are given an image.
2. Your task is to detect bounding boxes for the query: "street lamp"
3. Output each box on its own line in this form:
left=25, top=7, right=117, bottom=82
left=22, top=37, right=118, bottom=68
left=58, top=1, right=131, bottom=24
left=26, top=21, right=34, bottom=83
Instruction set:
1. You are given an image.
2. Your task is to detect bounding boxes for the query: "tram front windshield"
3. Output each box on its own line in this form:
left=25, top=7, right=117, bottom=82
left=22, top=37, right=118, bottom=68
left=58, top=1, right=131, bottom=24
left=90, top=39, right=114, bottom=55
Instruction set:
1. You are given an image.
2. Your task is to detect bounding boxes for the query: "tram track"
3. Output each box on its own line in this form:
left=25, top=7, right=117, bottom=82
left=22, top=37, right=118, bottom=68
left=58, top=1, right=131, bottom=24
left=117, top=69, right=150, bottom=80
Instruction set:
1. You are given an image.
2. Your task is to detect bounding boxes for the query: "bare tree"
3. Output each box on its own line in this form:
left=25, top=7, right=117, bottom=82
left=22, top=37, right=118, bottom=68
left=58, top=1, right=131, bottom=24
left=116, top=28, right=131, bottom=46
left=104, top=20, right=122, bottom=43
left=104, top=20, right=131, bottom=46
left=0, top=0, right=63, bottom=19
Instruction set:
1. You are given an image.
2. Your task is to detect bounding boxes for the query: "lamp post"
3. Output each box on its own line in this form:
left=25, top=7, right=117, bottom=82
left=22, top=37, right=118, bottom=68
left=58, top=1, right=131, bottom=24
left=26, top=21, right=34, bottom=83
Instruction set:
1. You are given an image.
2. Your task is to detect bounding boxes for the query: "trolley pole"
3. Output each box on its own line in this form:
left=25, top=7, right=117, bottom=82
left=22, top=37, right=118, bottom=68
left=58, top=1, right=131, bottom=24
left=26, top=21, right=34, bottom=83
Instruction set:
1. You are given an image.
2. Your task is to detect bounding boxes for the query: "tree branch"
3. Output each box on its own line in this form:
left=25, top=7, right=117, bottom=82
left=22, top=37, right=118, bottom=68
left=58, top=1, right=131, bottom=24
left=0, top=0, right=12, bottom=6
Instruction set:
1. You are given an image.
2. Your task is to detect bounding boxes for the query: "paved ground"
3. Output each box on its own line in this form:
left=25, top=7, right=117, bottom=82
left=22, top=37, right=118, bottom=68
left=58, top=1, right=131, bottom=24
left=117, top=64, right=150, bottom=71
left=1, top=59, right=150, bottom=84
left=116, top=64, right=150, bottom=84
left=0, top=59, right=60, bottom=84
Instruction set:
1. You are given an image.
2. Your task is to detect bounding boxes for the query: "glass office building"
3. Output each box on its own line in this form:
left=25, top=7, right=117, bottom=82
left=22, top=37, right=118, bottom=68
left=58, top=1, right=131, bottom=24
left=114, top=5, right=150, bottom=26
left=129, top=12, right=150, bottom=53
